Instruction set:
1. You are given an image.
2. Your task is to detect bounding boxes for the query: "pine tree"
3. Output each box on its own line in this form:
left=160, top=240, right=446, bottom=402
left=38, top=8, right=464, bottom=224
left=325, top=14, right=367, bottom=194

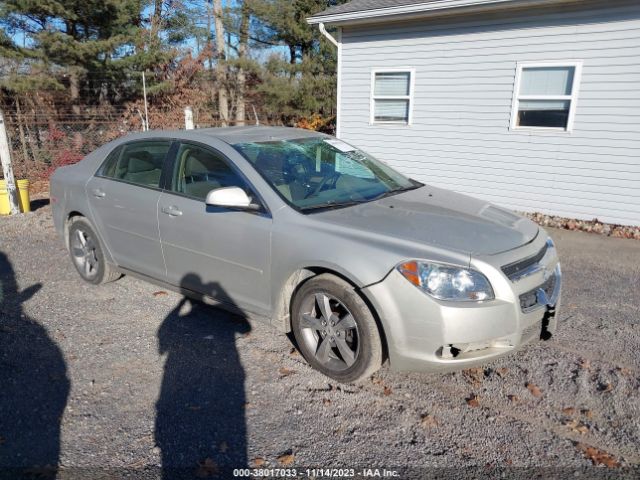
left=251, top=0, right=348, bottom=126
left=0, top=0, right=174, bottom=107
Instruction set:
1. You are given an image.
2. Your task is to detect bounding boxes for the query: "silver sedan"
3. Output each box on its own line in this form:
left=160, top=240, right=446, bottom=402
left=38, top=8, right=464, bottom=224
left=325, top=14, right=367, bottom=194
left=50, top=126, right=561, bottom=382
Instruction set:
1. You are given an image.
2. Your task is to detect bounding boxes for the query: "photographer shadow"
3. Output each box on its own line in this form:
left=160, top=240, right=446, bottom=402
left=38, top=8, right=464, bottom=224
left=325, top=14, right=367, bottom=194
left=0, top=251, right=70, bottom=479
left=155, top=273, right=251, bottom=479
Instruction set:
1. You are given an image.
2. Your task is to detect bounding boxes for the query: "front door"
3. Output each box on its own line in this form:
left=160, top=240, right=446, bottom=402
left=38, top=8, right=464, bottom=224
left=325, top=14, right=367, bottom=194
left=86, top=140, right=172, bottom=279
left=158, top=141, right=272, bottom=315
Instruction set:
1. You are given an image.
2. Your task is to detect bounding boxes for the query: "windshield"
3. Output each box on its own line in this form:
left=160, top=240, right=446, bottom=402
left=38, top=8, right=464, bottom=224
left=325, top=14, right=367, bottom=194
left=233, top=137, right=421, bottom=211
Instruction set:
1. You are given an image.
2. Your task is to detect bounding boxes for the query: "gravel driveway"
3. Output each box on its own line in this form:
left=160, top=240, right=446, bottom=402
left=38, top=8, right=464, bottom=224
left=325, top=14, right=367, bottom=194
left=1, top=202, right=639, bottom=479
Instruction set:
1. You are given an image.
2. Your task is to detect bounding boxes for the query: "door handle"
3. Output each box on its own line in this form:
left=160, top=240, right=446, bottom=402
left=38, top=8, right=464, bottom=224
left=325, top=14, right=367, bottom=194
left=92, top=188, right=106, bottom=198
left=161, top=205, right=183, bottom=217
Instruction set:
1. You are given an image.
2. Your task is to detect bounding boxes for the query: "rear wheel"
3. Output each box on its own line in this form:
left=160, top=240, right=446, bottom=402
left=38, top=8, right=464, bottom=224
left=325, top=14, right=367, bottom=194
left=68, top=217, right=120, bottom=285
left=291, top=274, right=383, bottom=383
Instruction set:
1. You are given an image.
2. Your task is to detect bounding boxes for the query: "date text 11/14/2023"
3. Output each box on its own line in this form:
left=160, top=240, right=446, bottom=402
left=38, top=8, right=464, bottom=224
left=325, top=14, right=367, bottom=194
left=232, top=468, right=400, bottom=478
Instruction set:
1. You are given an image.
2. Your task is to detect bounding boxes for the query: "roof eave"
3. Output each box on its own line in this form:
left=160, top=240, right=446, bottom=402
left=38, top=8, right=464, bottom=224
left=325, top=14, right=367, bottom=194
left=307, top=0, right=571, bottom=26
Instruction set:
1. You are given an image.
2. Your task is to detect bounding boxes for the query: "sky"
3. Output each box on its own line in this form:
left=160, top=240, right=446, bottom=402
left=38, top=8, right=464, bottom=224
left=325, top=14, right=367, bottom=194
left=3, top=0, right=288, bottom=63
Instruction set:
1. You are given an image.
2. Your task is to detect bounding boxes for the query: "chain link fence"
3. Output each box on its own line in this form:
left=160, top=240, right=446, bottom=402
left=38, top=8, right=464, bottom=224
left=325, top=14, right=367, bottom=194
left=2, top=103, right=271, bottom=185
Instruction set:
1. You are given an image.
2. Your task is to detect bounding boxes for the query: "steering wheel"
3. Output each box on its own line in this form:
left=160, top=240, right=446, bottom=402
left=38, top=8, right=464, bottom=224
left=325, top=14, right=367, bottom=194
left=305, top=172, right=341, bottom=199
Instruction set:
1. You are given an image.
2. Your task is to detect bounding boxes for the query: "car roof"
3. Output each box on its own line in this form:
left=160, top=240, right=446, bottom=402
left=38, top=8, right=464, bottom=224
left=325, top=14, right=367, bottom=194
left=126, top=126, right=328, bottom=146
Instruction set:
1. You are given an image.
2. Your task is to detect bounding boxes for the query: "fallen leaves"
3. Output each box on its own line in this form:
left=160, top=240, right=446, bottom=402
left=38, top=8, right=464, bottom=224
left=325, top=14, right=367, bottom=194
left=466, top=393, right=480, bottom=407
left=250, top=457, right=266, bottom=467
left=616, top=366, right=632, bottom=376
left=127, top=458, right=147, bottom=469
left=525, top=382, right=543, bottom=398
left=577, top=358, right=590, bottom=370
left=563, top=419, right=589, bottom=435
left=523, top=212, right=640, bottom=240
left=420, top=414, right=438, bottom=428
left=597, top=382, right=613, bottom=393
left=278, top=367, right=296, bottom=378
left=277, top=452, right=295, bottom=466
left=576, top=443, right=620, bottom=468
left=322, top=398, right=331, bottom=406
left=507, top=394, right=520, bottom=403
left=371, top=376, right=392, bottom=396
left=495, top=367, right=509, bottom=378
left=581, top=409, right=593, bottom=419
left=562, top=407, right=593, bottom=420
left=152, top=290, right=168, bottom=297
left=462, top=367, right=485, bottom=385
left=195, top=458, right=218, bottom=478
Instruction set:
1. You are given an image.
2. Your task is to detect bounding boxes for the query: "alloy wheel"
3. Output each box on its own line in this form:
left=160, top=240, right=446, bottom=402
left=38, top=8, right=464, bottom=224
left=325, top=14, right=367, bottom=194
left=70, top=228, right=99, bottom=280
left=298, top=292, right=359, bottom=372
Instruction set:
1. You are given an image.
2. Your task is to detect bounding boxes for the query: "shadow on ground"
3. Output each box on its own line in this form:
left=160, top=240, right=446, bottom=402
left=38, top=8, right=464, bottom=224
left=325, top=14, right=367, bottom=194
left=29, top=198, right=50, bottom=212
left=0, top=251, right=70, bottom=479
left=155, top=273, right=251, bottom=478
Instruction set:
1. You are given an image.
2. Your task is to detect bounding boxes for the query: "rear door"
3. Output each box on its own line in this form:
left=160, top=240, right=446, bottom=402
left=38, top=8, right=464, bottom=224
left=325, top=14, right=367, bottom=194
left=157, top=141, right=272, bottom=315
left=86, top=140, right=172, bottom=279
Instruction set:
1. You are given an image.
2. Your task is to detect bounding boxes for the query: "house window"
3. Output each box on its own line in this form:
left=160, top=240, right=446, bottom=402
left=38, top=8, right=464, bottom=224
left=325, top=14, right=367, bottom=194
left=371, top=69, right=415, bottom=125
left=511, top=62, right=582, bottom=131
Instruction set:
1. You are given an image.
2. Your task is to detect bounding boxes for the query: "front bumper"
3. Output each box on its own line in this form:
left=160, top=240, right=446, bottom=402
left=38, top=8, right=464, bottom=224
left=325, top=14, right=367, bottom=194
left=361, top=233, right=561, bottom=372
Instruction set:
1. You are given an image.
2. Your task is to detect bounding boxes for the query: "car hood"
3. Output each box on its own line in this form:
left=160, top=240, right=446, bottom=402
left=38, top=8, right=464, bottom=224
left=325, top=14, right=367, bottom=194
left=313, top=186, right=539, bottom=256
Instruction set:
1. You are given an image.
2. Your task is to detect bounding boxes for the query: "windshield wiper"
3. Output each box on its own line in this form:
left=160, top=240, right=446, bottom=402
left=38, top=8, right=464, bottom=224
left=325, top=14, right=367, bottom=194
left=300, top=184, right=424, bottom=213
left=366, top=184, right=423, bottom=202
left=299, top=200, right=361, bottom=213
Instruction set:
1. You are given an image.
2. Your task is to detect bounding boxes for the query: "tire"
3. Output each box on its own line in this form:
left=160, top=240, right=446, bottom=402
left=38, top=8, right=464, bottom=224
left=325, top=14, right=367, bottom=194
left=68, top=217, right=120, bottom=285
left=291, top=274, right=383, bottom=383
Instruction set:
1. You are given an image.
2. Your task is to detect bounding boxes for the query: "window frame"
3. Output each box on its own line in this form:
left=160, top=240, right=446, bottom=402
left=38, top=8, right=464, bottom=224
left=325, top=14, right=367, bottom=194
left=94, top=139, right=175, bottom=192
left=370, top=68, right=416, bottom=126
left=510, top=60, right=583, bottom=133
left=164, top=140, right=269, bottom=214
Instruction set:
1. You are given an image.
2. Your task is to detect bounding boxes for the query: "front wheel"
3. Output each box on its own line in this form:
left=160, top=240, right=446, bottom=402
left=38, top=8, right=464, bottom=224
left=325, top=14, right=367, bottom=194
left=291, top=274, right=383, bottom=383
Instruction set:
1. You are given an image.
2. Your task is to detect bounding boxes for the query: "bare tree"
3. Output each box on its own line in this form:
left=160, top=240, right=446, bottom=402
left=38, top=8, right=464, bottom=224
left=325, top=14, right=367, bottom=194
left=235, top=1, right=250, bottom=126
left=212, top=0, right=229, bottom=126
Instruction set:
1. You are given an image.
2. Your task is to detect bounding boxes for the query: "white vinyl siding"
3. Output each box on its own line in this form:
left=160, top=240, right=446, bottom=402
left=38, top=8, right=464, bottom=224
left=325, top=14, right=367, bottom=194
left=339, top=0, right=640, bottom=226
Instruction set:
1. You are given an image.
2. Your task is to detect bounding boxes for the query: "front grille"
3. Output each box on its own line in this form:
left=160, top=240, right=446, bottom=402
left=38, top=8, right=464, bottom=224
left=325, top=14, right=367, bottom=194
left=502, top=243, right=548, bottom=280
left=519, top=274, right=556, bottom=312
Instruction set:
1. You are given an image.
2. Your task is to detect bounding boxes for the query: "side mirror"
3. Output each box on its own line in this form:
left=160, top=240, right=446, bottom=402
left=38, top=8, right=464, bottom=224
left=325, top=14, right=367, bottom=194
left=205, top=187, right=261, bottom=211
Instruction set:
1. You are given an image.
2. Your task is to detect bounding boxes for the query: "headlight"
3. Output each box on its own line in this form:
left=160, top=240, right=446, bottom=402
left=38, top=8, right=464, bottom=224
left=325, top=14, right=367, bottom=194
left=397, top=261, right=494, bottom=301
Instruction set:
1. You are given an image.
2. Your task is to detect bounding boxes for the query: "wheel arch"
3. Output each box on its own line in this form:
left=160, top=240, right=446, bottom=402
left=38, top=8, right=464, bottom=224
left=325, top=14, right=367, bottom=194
left=64, top=211, right=87, bottom=250
left=274, top=266, right=389, bottom=362
left=64, top=211, right=115, bottom=265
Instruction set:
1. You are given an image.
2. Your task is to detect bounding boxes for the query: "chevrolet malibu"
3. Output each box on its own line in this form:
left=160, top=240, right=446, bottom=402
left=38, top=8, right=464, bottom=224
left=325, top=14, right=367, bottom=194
left=50, top=127, right=561, bottom=382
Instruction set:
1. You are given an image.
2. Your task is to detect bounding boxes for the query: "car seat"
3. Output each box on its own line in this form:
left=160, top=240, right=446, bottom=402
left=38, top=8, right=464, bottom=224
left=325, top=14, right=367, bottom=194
left=182, top=150, right=224, bottom=199
left=122, top=151, right=162, bottom=187
left=255, top=150, right=307, bottom=202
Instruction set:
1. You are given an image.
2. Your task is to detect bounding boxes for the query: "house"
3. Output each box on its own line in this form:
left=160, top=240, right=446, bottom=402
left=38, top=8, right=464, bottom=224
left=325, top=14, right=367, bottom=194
left=308, top=0, right=640, bottom=226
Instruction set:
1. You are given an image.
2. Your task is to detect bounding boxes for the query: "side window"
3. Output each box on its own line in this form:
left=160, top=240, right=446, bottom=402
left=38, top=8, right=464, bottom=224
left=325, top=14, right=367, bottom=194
left=97, top=146, right=122, bottom=178
left=171, top=143, right=249, bottom=200
left=100, top=140, right=171, bottom=188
